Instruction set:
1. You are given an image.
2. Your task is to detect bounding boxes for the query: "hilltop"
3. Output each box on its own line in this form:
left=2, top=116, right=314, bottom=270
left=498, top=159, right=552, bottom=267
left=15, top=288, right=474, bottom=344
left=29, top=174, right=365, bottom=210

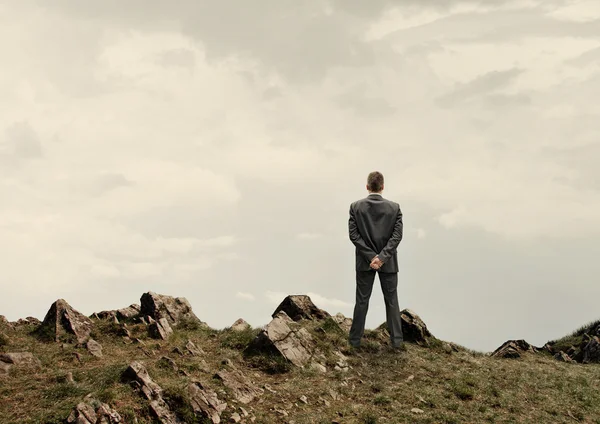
left=1, top=292, right=600, bottom=424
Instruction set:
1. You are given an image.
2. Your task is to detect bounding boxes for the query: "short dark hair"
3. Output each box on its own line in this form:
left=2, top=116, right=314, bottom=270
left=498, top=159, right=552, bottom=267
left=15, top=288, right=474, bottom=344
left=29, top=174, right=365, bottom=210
left=367, top=171, right=384, bottom=192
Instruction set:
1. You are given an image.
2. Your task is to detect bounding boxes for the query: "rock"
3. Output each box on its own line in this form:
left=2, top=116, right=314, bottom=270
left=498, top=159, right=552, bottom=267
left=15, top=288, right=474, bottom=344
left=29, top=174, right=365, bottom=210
left=332, top=313, right=352, bottom=333
left=0, top=315, right=7, bottom=325
left=187, top=380, right=228, bottom=423
left=230, top=318, right=251, bottom=332
left=67, top=400, right=122, bottom=424
left=400, top=309, right=432, bottom=345
left=246, top=311, right=316, bottom=367
left=0, top=352, right=40, bottom=366
left=554, top=351, right=574, bottom=362
left=86, top=339, right=103, bottom=358
left=411, top=408, right=424, bottom=414
left=310, top=362, right=327, bottom=373
left=491, top=340, right=540, bottom=359
left=140, top=292, right=202, bottom=328
left=230, top=412, right=241, bottom=423
left=582, top=336, right=600, bottom=364
left=159, top=356, right=178, bottom=372
left=0, top=361, right=11, bottom=376
left=36, top=299, right=93, bottom=343
left=213, top=369, right=264, bottom=404
left=299, top=395, right=308, bottom=404
left=66, top=371, right=75, bottom=384
left=148, top=318, right=174, bottom=340
left=186, top=340, right=204, bottom=356
left=122, top=361, right=182, bottom=424
left=272, top=295, right=330, bottom=322
left=93, top=304, right=141, bottom=322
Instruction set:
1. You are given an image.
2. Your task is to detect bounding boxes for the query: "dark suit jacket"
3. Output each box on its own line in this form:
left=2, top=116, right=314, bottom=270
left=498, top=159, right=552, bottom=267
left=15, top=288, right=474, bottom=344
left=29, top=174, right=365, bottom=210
left=349, top=193, right=403, bottom=273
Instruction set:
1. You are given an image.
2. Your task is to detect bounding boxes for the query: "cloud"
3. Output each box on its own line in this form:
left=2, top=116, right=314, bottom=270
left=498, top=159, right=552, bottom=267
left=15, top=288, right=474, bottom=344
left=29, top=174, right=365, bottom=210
left=3, top=122, right=43, bottom=159
left=436, top=68, right=523, bottom=107
left=296, top=232, right=323, bottom=240
left=306, top=292, right=353, bottom=309
left=236, top=292, right=255, bottom=301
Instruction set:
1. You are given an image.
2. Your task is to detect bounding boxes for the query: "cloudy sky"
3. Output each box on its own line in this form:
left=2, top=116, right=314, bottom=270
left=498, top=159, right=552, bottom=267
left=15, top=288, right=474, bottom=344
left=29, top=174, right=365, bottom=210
left=1, top=0, right=599, bottom=352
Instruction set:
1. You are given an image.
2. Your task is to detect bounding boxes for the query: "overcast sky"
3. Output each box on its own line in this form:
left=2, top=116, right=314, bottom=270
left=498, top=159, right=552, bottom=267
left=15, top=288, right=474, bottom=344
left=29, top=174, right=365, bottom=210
left=1, top=0, right=599, bottom=352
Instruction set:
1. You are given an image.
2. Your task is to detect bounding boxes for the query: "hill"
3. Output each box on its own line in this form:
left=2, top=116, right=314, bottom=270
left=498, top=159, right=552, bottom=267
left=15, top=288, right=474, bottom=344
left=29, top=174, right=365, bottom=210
left=1, top=292, right=599, bottom=424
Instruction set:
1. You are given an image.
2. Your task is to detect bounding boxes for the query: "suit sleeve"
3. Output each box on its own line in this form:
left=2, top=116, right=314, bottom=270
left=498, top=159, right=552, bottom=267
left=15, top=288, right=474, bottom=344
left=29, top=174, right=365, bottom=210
left=349, top=204, right=378, bottom=262
left=377, top=206, right=403, bottom=264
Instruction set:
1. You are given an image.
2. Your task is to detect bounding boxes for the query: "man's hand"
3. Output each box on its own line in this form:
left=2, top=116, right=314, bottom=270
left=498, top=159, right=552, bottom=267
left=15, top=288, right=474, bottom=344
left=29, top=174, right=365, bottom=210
left=370, top=256, right=383, bottom=270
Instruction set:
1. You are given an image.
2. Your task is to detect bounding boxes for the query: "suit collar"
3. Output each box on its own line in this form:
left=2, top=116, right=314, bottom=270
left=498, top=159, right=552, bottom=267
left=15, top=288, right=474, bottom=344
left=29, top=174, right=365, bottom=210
left=368, top=192, right=383, bottom=198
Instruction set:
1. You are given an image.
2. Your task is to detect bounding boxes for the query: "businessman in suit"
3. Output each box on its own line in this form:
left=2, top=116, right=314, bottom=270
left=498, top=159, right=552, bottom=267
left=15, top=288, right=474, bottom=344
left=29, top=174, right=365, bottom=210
left=348, top=171, right=404, bottom=349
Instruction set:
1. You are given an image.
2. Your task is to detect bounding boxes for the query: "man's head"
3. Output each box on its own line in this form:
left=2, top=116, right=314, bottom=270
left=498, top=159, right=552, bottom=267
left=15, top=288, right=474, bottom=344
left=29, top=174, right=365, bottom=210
left=366, top=171, right=384, bottom=193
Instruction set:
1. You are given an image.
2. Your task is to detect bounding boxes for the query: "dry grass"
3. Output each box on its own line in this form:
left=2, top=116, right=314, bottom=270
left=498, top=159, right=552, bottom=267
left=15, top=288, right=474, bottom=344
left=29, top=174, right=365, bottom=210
left=1, top=318, right=600, bottom=423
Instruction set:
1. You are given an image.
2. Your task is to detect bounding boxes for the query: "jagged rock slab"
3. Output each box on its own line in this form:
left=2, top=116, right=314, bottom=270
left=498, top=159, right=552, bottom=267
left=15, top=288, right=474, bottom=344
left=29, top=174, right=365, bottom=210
left=122, top=361, right=183, bottom=424
left=247, top=311, right=315, bottom=367
left=332, top=313, right=352, bottom=333
left=187, top=380, right=227, bottom=424
left=140, top=292, right=202, bottom=328
left=92, top=304, right=141, bottom=322
left=230, top=318, right=251, bottom=332
left=272, top=295, right=330, bottom=321
left=491, top=340, right=541, bottom=359
left=400, top=309, right=432, bottom=345
left=214, top=369, right=264, bottom=404
left=86, top=339, right=103, bottom=358
left=185, top=340, right=204, bottom=356
left=148, top=317, right=174, bottom=340
left=67, top=400, right=122, bottom=424
left=582, top=336, right=600, bottom=363
left=37, top=299, right=93, bottom=343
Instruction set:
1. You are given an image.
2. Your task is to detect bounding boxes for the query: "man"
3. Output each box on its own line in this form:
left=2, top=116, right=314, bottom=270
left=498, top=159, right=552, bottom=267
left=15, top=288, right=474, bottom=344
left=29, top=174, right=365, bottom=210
left=348, top=171, right=404, bottom=349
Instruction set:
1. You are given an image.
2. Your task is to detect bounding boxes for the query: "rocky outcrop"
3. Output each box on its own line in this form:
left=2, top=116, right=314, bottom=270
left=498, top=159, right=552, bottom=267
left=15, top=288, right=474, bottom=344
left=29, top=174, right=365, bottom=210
left=272, top=295, right=330, bottom=322
left=140, top=292, right=202, bottom=328
left=554, top=351, right=574, bottom=362
left=491, top=340, right=541, bottom=359
left=400, top=309, right=432, bottom=345
left=246, top=311, right=316, bottom=367
left=148, top=317, right=174, bottom=340
left=185, top=340, right=204, bottom=356
left=122, top=361, right=182, bottom=424
left=67, top=400, right=122, bottom=424
left=230, top=318, right=251, bottom=332
left=187, top=380, right=228, bottom=423
left=37, top=299, right=93, bottom=343
left=213, top=369, right=264, bottom=404
left=332, top=313, right=352, bottom=333
left=92, top=304, right=141, bottom=323
left=582, top=336, right=600, bottom=364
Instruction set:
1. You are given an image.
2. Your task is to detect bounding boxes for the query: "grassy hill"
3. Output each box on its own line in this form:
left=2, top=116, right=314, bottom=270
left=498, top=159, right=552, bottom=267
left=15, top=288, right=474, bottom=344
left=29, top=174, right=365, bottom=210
left=1, top=297, right=600, bottom=424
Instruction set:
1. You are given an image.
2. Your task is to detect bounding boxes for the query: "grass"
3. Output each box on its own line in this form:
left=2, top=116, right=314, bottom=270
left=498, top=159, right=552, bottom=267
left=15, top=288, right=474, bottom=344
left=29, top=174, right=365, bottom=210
left=1, top=312, right=600, bottom=423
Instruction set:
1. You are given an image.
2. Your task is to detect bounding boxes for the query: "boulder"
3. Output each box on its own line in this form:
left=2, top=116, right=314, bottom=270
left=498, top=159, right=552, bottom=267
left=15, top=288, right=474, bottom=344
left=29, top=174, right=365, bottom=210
left=122, top=361, right=182, bottom=424
left=0, top=352, right=41, bottom=366
left=67, top=400, right=122, bottom=424
left=140, top=292, right=202, bottom=328
left=37, top=299, right=93, bottom=343
left=272, top=295, right=330, bottom=321
left=400, top=309, right=432, bottom=345
left=491, top=340, right=540, bottom=359
left=582, top=336, right=600, bottom=364
left=185, top=340, right=204, bottom=356
left=554, top=351, right=574, bottom=362
left=148, top=317, right=174, bottom=340
left=332, top=313, right=352, bottom=333
left=86, top=339, right=103, bottom=358
left=213, top=369, right=264, bottom=404
left=246, top=311, right=315, bottom=367
left=230, top=318, right=251, bottom=332
left=0, top=361, right=11, bottom=376
left=187, top=380, right=228, bottom=424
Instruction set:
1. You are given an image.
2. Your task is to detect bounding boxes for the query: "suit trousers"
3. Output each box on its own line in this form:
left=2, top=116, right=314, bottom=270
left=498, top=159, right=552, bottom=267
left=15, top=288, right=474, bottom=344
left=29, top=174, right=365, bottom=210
left=349, top=270, right=404, bottom=347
